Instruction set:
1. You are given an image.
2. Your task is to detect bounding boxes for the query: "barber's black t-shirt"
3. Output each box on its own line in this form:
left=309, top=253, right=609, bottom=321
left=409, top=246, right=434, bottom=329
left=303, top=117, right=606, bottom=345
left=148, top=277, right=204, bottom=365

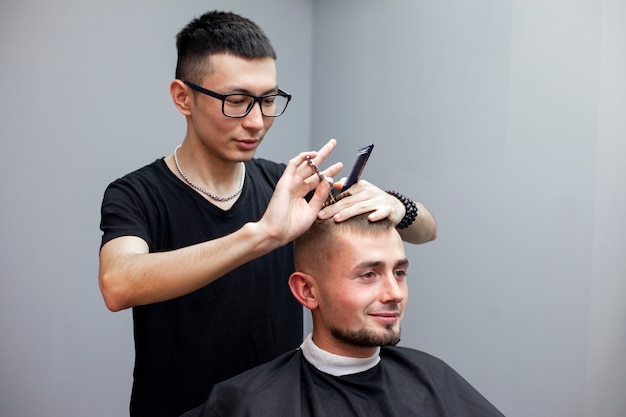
left=100, top=158, right=302, bottom=417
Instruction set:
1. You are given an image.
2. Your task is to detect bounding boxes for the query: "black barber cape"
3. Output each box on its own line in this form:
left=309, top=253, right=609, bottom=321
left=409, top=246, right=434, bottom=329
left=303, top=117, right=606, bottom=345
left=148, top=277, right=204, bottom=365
left=198, top=347, right=504, bottom=417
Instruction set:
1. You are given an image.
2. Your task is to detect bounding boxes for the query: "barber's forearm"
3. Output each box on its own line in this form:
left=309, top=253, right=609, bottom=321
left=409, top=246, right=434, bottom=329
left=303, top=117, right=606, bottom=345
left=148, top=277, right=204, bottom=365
left=98, top=222, right=280, bottom=311
left=398, top=201, right=437, bottom=244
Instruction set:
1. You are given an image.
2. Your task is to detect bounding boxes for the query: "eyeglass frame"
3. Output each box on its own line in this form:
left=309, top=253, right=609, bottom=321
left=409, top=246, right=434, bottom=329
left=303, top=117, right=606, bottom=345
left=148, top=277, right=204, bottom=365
left=183, top=80, right=292, bottom=118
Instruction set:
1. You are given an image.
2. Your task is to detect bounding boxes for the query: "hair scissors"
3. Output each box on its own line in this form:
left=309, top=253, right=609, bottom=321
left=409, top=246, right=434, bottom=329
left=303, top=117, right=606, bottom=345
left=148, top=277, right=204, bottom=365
left=305, top=155, right=336, bottom=205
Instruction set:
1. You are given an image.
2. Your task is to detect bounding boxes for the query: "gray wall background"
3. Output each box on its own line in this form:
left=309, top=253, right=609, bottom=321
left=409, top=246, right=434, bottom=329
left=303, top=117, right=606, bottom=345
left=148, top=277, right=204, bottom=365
left=1, top=1, right=624, bottom=416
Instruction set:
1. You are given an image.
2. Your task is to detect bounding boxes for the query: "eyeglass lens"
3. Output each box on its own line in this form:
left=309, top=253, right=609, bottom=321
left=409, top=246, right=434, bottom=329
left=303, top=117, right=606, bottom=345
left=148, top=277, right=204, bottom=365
left=224, top=94, right=289, bottom=117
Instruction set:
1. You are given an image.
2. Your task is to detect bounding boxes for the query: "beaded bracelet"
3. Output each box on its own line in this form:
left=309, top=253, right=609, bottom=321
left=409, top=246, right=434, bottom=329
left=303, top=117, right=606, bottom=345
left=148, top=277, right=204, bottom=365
left=386, top=191, right=418, bottom=229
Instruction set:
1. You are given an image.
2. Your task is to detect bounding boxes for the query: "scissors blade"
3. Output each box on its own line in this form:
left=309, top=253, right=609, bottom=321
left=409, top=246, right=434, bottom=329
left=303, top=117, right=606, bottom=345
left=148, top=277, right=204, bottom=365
left=306, top=155, right=336, bottom=204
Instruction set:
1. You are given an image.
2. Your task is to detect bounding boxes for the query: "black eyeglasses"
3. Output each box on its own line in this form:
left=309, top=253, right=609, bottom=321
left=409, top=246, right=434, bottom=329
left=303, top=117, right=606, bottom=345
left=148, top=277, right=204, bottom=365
left=183, top=80, right=292, bottom=118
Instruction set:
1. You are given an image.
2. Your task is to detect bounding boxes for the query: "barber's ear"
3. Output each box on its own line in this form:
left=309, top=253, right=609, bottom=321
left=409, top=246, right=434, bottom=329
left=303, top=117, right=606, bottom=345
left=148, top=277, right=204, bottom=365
left=288, top=272, right=318, bottom=310
left=170, top=79, right=192, bottom=116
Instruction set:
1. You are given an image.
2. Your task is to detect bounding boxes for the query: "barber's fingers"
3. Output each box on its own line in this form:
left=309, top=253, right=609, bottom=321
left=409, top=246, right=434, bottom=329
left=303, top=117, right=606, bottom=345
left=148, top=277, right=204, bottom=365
left=332, top=177, right=348, bottom=192
left=313, top=138, right=337, bottom=165
left=303, top=162, right=342, bottom=187
left=312, top=139, right=345, bottom=178
left=308, top=176, right=334, bottom=208
left=317, top=180, right=394, bottom=221
left=292, top=139, right=341, bottom=178
left=287, top=154, right=342, bottom=184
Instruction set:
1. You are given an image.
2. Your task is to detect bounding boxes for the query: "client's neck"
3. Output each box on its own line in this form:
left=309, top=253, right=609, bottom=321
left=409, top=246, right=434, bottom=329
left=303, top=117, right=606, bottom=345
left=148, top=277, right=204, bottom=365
left=300, top=333, right=381, bottom=377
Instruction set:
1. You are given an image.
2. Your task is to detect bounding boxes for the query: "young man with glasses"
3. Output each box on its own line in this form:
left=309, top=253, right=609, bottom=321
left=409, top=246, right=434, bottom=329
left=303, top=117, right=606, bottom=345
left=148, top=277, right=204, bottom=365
left=99, top=10, right=437, bottom=417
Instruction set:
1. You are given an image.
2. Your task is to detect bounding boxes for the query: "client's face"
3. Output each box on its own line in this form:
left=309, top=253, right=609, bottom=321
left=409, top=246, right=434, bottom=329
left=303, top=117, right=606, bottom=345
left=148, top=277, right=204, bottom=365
left=314, top=228, right=409, bottom=357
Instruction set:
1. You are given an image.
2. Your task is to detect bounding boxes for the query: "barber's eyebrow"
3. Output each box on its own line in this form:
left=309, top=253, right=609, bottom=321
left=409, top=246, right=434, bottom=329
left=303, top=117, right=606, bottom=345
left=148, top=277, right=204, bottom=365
left=221, top=85, right=279, bottom=95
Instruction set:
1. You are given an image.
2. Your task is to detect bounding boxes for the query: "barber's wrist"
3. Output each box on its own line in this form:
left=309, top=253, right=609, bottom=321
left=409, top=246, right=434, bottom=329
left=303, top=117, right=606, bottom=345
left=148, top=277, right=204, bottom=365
left=386, top=191, right=418, bottom=229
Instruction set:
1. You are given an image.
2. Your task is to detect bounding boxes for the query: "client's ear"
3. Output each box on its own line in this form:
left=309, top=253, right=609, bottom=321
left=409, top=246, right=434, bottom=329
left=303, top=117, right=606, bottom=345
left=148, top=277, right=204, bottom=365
left=288, top=272, right=319, bottom=310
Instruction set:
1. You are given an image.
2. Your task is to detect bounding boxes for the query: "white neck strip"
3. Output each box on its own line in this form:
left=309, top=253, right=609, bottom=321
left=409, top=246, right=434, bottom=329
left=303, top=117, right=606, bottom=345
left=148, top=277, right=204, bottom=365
left=300, top=333, right=380, bottom=377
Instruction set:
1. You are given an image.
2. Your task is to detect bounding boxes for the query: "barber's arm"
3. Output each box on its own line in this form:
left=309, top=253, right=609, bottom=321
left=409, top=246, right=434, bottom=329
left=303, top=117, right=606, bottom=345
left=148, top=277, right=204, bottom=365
left=99, top=141, right=342, bottom=311
left=316, top=180, right=437, bottom=244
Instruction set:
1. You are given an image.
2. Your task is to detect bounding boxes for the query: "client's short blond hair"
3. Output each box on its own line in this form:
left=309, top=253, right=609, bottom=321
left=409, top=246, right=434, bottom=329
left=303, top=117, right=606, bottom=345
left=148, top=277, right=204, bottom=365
left=293, top=213, right=393, bottom=274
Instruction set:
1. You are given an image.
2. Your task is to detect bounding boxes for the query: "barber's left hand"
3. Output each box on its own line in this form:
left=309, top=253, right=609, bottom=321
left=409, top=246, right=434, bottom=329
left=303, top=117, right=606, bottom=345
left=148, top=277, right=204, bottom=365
left=316, top=180, right=405, bottom=225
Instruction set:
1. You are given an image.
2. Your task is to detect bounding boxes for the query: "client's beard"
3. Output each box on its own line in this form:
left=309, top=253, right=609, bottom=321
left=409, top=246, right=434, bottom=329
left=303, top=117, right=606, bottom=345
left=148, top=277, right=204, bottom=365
left=330, top=324, right=401, bottom=348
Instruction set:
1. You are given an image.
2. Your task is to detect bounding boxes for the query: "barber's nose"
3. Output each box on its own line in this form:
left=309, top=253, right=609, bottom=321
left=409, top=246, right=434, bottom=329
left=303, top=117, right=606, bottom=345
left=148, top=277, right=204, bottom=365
left=242, top=101, right=265, bottom=129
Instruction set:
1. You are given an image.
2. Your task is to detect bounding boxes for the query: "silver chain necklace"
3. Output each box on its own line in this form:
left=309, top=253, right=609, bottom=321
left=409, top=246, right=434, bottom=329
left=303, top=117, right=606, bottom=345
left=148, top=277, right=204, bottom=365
left=173, top=145, right=245, bottom=202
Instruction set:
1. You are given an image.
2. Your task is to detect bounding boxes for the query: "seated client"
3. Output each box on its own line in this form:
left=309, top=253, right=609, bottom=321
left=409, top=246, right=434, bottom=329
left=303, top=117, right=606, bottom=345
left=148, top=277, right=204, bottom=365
left=189, top=213, right=504, bottom=417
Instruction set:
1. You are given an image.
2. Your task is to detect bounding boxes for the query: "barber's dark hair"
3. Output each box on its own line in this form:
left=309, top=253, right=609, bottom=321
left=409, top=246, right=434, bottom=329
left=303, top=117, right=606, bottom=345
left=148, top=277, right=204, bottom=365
left=175, top=10, right=277, bottom=82
left=294, top=213, right=393, bottom=272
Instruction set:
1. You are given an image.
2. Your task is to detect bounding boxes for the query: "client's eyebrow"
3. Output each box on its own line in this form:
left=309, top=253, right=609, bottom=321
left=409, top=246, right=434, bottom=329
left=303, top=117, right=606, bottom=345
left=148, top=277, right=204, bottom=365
left=396, top=259, right=410, bottom=269
left=355, top=259, right=409, bottom=270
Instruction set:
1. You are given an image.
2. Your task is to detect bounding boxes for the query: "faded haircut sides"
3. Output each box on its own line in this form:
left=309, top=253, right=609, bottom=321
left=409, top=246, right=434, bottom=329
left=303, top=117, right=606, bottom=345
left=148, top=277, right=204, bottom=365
left=175, top=10, right=277, bottom=82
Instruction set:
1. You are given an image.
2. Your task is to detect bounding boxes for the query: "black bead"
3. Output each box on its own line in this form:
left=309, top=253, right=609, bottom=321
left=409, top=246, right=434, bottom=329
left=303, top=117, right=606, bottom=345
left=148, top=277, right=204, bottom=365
left=386, top=191, right=418, bottom=229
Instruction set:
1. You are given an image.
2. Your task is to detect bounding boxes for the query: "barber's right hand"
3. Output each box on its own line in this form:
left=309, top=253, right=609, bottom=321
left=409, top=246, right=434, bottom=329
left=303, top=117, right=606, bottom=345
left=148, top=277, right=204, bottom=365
left=259, top=139, right=343, bottom=245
